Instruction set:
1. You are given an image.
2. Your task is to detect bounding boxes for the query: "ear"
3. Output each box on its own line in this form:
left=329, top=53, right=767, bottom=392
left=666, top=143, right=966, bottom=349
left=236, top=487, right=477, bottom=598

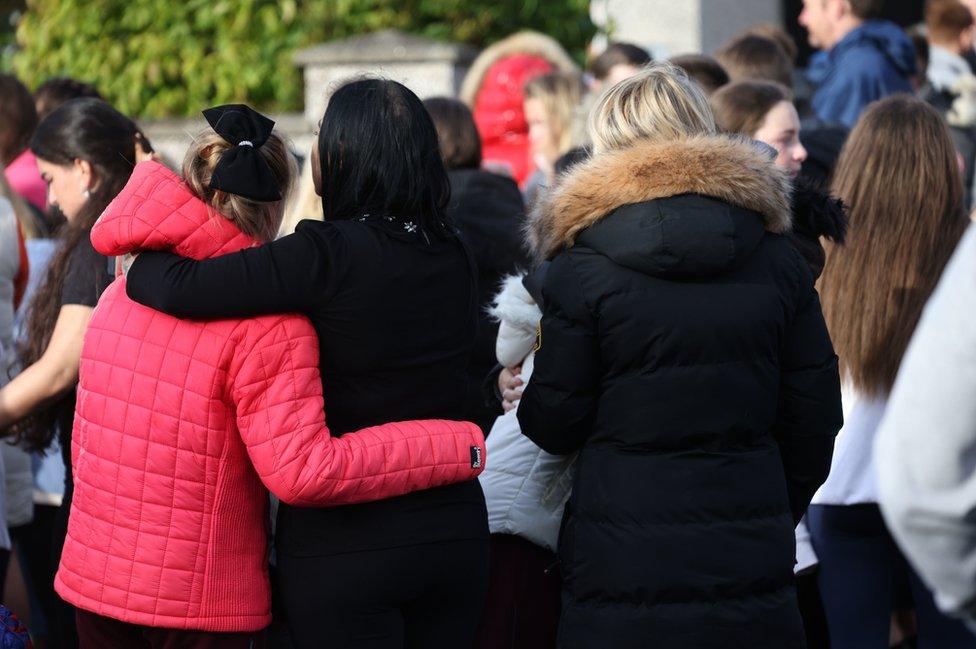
left=73, top=158, right=96, bottom=190
left=960, top=27, right=975, bottom=52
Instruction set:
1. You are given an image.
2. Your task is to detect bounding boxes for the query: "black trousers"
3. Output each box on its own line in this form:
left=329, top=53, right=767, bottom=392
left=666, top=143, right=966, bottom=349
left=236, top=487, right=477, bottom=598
left=277, top=538, right=488, bottom=649
left=474, top=534, right=561, bottom=649
left=808, top=504, right=976, bottom=649
left=7, top=506, right=60, bottom=644
left=76, top=609, right=265, bottom=649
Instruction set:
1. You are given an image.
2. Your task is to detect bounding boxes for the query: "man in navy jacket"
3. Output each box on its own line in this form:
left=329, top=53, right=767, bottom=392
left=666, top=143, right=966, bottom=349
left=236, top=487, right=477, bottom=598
left=800, top=0, right=916, bottom=128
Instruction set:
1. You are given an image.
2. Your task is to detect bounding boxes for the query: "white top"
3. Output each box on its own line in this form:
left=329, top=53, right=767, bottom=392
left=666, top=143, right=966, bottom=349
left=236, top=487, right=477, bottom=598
left=811, top=383, right=888, bottom=506
left=17, top=239, right=66, bottom=506
left=928, top=44, right=972, bottom=92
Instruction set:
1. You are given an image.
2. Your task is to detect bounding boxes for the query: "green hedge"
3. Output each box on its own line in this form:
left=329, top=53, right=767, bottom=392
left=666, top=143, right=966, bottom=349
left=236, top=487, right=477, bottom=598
left=12, top=0, right=594, bottom=118
left=1, top=1, right=23, bottom=69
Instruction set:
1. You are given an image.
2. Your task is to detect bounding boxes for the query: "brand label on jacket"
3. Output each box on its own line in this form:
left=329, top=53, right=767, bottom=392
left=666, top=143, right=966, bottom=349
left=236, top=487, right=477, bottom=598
left=471, top=446, right=482, bottom=469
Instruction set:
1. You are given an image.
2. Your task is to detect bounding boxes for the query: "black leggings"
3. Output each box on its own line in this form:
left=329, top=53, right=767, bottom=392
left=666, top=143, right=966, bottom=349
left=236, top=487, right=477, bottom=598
left=808, top=504, right=976, bottom=649
left=277, top=538, right=489, bottom=649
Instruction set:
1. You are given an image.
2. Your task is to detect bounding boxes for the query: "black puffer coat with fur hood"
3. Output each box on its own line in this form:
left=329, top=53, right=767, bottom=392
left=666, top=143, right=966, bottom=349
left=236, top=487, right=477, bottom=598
left=517, top=135, right=843, bottom=649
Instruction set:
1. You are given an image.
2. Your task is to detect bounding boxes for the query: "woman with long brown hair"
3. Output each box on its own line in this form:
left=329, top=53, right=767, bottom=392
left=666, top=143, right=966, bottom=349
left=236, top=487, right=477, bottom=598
left=0, top=97, right=148, bottom=648
left=808, top=95, right=973, bottom=648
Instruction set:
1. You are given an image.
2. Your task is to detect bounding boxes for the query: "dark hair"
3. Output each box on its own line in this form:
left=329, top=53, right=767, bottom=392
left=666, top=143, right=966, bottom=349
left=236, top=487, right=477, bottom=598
left=0, top=74, right=39, bottom=165
left=34, top=77, right=102, bottom=121
left=318, top=79, right=452, bottom=236
left=668, top=55, right=730, bottom=95
left=743, top=23, right=799, bottom=63
left=710, top=80, right=792, bottom=137
left=589, top=43, right=652, bottom=81
left=423, top=97, right=482, bottom=171
left=715, top=35, right=793, bottom=88
left=849, top=0, right=886, bottom=20
left=926, top=0, right=974, bottom=43
left=14, top=98, right=142, bottom=451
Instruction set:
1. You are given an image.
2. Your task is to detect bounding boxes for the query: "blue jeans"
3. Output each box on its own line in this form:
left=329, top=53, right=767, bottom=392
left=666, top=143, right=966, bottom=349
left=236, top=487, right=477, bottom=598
left=808, top=504, right=976, bottom=649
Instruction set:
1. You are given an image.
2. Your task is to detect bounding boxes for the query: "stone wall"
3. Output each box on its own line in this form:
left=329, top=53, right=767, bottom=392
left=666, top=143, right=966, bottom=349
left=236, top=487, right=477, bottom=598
left=144, top=2, right=793, bottom=165
left=596, top=0, right=782, bottom=58
left=294, top=29, right=477, bottom=123
left=144, top=29, right=476, bottom=164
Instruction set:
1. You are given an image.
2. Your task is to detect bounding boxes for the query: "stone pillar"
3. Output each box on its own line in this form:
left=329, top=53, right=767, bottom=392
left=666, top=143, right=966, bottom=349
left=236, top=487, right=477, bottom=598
left=293, top=29, right=478, bottom=124
left=596, top=0, right=783, bottom=58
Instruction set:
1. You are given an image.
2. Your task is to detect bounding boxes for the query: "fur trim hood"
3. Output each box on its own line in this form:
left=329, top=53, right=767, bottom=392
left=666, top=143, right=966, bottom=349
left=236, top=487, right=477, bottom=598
left=528, top=135, right=792, bottom=260
left=460, top=31, right=579, bottom=106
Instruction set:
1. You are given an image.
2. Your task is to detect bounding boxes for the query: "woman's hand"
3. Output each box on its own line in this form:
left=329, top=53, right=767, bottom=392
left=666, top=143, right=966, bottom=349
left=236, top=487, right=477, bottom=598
left=0, top=304, right=92, bottom=430
left=499, top=365, right=523, bottom=412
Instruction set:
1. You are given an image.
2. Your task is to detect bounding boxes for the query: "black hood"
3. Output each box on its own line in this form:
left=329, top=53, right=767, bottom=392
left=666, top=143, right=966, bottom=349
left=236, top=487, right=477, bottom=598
left=577, top=195, right=766, bottom=279
left=528, top=136, right=792, bottom=263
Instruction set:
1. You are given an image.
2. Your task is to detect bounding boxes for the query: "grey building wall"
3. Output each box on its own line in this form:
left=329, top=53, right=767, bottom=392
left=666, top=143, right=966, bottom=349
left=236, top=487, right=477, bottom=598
left=598, top=0, right=782, bottom=57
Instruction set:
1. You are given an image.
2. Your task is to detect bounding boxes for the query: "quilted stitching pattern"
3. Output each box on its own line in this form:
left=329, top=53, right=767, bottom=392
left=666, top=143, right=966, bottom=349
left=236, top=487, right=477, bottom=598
left=56, top=163, right=487, bottom=632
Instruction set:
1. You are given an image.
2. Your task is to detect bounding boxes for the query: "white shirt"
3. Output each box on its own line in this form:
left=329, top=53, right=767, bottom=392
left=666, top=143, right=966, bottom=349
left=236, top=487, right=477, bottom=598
left=811, top=383, right=887, bottom=506
left=928, top=44, right=972, bottom=92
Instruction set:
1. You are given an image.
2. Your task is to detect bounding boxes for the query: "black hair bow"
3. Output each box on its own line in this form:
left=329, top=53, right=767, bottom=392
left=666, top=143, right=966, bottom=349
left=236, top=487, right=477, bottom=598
left=203, top=104, right=282, bottom=202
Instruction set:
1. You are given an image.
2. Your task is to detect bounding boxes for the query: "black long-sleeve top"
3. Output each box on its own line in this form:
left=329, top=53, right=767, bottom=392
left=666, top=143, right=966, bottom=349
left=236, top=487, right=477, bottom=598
left=447, top=168, right=531, bottom=433
left=127, top=216, right=488, bottom=556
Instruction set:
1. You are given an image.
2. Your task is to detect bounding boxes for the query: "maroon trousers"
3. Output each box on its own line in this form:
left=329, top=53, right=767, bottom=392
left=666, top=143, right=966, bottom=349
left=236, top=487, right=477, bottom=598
left=76, top=609, right=265, bottom=649
left=475, top=533, right=562, bottom=649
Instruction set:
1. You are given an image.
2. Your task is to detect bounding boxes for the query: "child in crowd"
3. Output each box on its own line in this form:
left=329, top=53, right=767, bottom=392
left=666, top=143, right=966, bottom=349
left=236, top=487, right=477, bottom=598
left=476, top=264, right=571, bottom=649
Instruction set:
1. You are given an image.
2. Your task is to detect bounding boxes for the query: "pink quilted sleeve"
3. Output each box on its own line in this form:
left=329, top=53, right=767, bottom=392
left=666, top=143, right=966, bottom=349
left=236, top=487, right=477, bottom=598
left=230, top=316, right=486, bottom=507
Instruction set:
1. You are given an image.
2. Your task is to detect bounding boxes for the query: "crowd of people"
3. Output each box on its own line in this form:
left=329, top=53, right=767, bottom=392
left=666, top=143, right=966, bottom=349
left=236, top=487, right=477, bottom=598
left=1, top=0, right=976, bottom=647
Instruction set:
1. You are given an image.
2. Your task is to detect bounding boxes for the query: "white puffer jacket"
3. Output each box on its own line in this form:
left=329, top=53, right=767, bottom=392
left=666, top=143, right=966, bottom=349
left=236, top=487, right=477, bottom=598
left=478, top=275, right=575, bottom=551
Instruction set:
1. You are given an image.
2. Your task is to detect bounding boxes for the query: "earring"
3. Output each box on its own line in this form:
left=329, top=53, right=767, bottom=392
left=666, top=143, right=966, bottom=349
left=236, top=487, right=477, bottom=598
left=82, top=188, right=91, bottom=199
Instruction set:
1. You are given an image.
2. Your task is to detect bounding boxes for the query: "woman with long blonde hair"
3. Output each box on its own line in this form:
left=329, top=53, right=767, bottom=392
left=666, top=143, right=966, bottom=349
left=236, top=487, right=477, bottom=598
left=516, top=62, right=843, bottom=648
left=808, top=95, right=973, bottom=647
left=522, top=71, right=584, bottom=207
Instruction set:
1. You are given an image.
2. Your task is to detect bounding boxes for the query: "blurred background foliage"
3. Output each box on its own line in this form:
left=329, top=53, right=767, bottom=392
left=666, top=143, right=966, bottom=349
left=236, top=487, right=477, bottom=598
left=6, top=0, right=595, bottom=117
left=0, top=0, right=24, bottom=69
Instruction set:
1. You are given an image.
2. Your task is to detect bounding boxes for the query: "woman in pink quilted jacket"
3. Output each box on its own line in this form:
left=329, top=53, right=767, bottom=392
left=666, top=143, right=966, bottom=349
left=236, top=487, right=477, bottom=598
left=127, top=80, right=493, bottom=649
left=56, top=104, right=486, bottom=649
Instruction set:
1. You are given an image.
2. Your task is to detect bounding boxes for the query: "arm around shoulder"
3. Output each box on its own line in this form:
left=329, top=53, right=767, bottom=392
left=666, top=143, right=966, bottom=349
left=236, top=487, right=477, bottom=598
left=127, top=226, right=334, bottom=319
left=232, top=316, right=485, bottom=506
